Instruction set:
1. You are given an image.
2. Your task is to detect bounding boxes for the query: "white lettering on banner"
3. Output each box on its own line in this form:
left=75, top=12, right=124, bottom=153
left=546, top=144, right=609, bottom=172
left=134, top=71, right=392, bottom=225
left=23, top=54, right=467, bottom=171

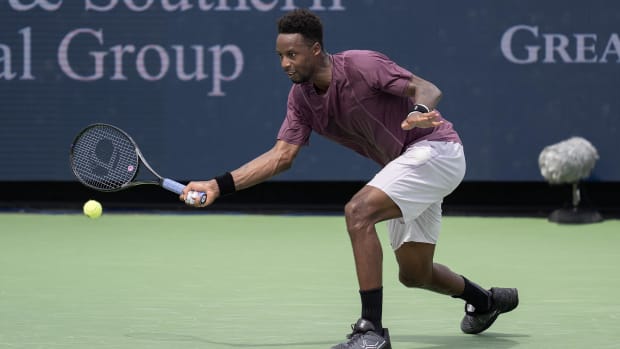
left=136, top=45, right=170, bottom=80
left=600, top=34, right=620, bottom=63
left=109, top=44, right=206, bottom=81
left=8, top=0, right=62, bottom=11
left=57, top=28, right=243, bottom=96
left=6, top=0, right=346, bottom=11
left=174, top=46, right=207, bottom=81
left=109, top=44, right=135, bottom=79
left=208, top=45, right=243, bottom=96
left=84, top=0, right=345, bottom=12
left=0, top=45, right=16, bottom=80
left=501, top=25, right=620, bottom=64
left=20, top=27, right=34, bottom=79
left=0, top=27, right=34, bottom=80
left=58, top=28, right=105, bottom=80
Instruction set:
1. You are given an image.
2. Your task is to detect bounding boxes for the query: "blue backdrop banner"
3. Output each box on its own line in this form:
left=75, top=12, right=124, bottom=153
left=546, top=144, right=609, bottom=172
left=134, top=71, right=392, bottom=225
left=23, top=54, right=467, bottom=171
left=1, top=0, right=618, bottom=181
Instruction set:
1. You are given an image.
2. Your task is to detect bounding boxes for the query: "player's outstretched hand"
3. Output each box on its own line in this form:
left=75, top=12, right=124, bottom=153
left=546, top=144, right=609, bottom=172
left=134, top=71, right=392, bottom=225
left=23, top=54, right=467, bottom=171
left=180, top=180, right=219, bottom=207
left=401, top=110, right=444, bottom=130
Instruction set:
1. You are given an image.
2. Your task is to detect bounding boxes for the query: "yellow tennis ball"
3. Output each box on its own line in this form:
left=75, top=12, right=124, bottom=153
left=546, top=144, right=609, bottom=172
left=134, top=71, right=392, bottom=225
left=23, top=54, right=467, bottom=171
left=83, top=200, right=103, bottom=219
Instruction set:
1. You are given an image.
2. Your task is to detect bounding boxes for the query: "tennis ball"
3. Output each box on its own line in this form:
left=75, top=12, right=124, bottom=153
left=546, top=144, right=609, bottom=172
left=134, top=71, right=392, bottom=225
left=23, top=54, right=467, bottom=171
left=83, top=200, right=103, bottom=219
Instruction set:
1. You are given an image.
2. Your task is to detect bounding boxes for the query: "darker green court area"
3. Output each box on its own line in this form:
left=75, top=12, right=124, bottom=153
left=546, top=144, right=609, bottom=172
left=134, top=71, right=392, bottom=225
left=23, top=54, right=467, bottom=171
left=1, top=213, right=619, bottom=348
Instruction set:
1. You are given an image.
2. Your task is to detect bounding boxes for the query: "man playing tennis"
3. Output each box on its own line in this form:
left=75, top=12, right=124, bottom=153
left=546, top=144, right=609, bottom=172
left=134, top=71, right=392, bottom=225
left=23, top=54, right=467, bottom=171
left=182, top=9, right=518, bottom=349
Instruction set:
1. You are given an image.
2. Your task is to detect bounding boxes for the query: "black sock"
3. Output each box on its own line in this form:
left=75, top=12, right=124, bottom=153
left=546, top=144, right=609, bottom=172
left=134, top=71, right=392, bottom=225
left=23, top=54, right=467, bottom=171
left=452, top=276, right=491, bottom=313
left=360, top=287, right=383, bottom=331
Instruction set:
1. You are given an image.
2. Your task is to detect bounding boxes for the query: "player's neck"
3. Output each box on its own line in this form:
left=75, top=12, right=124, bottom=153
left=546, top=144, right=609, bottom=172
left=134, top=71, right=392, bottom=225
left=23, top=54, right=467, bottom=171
left=312, top=53, right=331, bottom=95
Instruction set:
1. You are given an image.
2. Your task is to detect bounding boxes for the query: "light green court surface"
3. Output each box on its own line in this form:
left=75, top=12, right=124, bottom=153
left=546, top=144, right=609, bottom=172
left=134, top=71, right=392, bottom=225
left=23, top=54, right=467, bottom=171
left=1, top=213, right=619, bottom=349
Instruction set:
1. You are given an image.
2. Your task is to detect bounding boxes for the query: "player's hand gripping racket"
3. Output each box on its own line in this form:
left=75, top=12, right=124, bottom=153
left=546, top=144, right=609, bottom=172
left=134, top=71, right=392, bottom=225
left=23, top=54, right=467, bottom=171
left=70, top=123, right=206, bottom=205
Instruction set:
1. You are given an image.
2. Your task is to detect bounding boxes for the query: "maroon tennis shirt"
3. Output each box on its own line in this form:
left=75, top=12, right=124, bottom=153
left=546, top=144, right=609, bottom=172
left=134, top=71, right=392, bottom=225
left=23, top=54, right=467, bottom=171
left=277, top=50, right=461, bottom=166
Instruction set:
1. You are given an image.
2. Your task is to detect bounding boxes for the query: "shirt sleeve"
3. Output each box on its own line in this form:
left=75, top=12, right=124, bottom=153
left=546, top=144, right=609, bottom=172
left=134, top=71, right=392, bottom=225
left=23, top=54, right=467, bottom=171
left=277, top=87, right=312, bottom=146
left=350, top=51, right=413, bottom=97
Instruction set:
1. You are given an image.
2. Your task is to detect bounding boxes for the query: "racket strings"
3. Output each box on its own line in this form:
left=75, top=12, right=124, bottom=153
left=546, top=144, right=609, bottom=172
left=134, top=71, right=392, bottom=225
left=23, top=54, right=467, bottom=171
left=71, top=125, right=139, bottom=191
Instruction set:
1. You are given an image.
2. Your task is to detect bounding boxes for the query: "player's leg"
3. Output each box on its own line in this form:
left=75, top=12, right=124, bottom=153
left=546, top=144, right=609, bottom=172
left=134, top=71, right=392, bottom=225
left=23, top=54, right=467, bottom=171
left=390, top=204, right=519, bottom=335
left=332, top=141, right=458, bottom=349
left=332, top=141, right=460, bottom=349
left=330, top=185, right=400, bottom=349
left=391, top=225, right=491, bottom=310
left=393, top=241, right=464, bottom=295
left=389, top=203, right=463, bottom=295
left=344, top=185, right=401, bottom=291
left=381, top=140, right=518, bottom=334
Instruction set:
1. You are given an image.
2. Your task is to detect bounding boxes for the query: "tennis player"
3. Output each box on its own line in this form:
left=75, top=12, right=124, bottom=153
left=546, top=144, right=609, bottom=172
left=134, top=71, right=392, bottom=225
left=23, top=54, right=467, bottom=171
left=182, top=9, right=518, bottom=349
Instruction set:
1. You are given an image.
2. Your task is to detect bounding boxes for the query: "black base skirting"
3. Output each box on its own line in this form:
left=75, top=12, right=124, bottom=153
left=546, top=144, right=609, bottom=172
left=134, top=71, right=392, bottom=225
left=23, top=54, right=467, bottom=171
left=1, top=181, right=618, bottom=218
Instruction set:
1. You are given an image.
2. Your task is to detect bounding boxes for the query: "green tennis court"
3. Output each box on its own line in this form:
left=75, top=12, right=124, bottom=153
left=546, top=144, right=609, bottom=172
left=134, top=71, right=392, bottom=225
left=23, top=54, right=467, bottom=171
left=1, top=213, right=619, bottom=348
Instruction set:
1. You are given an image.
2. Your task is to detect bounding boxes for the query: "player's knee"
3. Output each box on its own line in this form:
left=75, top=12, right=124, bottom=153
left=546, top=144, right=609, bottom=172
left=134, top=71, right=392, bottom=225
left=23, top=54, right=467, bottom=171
left=344, top=198, right=361, bottom=219
left=344, top=199, right=372, bottom=236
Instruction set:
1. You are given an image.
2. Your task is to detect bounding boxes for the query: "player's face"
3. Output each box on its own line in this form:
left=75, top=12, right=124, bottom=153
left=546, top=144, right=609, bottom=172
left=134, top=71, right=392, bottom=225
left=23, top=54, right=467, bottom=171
left=276, top=33, right=319, bottom=84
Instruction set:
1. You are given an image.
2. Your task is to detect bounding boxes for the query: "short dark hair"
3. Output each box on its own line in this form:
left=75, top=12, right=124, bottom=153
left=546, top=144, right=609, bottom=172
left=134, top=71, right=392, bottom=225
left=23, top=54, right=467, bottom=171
left=277, top=8, right=324, bottom=49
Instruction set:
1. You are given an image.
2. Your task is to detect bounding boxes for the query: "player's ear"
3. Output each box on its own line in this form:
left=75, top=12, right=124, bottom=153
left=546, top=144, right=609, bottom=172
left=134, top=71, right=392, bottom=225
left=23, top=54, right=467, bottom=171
left=311, top=41, right=322, bottom=56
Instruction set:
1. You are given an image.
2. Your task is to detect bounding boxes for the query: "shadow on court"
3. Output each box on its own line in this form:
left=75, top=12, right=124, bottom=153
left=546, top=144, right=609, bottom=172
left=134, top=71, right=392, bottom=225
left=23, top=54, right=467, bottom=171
left=392, top=332, right=529, bottom=349
left=126, top=331, right=529, bottom=348
left=125, top=332, right=336, bottom=347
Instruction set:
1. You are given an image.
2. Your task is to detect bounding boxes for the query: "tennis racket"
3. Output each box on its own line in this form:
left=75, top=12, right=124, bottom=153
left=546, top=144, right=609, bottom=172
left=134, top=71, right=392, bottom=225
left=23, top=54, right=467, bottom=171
left=70, top=123, right=206, bottom=205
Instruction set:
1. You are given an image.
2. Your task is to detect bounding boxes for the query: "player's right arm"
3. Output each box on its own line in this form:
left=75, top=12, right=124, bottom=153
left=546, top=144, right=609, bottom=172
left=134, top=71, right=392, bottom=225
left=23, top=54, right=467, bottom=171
left=180, top=140, right=301, bottom=207
left=231, top=140, right=301, bottom=191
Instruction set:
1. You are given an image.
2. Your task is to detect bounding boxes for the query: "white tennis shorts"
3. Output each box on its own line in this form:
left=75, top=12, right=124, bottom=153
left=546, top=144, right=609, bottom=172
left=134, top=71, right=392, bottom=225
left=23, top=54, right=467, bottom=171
left=367, top=140, right=466, bottom=249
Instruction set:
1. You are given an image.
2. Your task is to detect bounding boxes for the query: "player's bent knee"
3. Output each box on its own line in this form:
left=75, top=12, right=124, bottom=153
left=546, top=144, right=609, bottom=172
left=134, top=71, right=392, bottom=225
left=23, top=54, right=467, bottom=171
left=344, top=199, right=362, bottom=220
left=344, top=200, right=371, bottom=232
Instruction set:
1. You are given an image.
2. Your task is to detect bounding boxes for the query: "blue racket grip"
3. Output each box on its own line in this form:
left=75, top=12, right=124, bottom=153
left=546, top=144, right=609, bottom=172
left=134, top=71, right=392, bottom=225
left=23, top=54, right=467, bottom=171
left=162, top=178, right=207, bottom=205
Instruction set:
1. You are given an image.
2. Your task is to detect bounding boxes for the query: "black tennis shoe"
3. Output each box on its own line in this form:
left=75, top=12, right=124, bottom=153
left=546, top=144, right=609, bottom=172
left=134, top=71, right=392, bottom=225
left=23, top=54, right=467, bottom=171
left=460, top=287, right=519, bottom=334
left=331, top=318, right=391, bottom=349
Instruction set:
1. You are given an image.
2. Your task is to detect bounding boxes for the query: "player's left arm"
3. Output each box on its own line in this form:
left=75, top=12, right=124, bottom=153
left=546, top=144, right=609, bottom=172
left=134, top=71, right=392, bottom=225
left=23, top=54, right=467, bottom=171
left=401, top=74, right=444, bottom=130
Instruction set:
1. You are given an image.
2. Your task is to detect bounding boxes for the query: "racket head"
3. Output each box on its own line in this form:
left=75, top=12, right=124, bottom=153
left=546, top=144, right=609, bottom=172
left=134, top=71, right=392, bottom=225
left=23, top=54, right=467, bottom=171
left=70, top=123, right=140, bottom=192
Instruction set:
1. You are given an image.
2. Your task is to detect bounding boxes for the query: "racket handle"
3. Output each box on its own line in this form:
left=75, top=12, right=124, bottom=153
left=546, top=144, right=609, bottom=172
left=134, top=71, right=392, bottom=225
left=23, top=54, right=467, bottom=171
left=162, top=178, right=207, bottom=205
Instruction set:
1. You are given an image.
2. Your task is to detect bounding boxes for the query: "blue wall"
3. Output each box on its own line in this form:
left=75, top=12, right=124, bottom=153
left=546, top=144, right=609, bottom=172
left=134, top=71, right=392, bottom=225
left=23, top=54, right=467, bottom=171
left=1, top=0, right=618, bottom=181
